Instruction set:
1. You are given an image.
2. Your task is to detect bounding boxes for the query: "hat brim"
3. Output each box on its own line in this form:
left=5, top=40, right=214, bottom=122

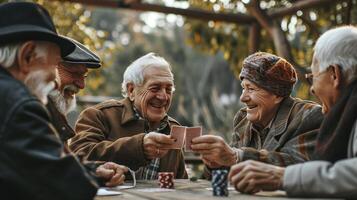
left=62, top=60, right=102, bottom=69
left=0, top=24, right=75, bottom=57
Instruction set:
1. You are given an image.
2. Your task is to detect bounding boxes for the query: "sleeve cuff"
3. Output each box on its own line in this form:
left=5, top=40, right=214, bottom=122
left=283, top=163, right=304, bottom=196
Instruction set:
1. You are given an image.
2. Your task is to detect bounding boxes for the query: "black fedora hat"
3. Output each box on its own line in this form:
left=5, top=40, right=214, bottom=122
left=63, top=37, right=101, bottom=69
left=0, top=2, right=75, bottom=56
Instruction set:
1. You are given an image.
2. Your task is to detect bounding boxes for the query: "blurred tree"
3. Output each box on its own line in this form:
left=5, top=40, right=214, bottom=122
left=183, top=0, right=357, bottom=99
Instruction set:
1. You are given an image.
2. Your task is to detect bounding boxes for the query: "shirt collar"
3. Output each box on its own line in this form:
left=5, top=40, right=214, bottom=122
left=121, top=98, right=170, bottom=133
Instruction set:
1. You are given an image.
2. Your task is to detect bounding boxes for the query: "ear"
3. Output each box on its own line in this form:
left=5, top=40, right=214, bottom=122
left=330, top=65, right=342, bottom=89
left=16, top=41, right=37, bottom=75
left=127, top=83, right=135, bottom=101
left=274, top=96, right=284, bottom=104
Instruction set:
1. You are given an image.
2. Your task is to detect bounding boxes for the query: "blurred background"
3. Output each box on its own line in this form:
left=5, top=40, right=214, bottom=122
left=4, top=0, right=357, bottom=177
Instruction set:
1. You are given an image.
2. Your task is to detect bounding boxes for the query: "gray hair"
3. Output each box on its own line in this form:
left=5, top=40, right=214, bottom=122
left=0, top=41, right=50, bottom=69
left=121, top=52, right=174, bottom=97
left=314, top=25, right=357, bottom=85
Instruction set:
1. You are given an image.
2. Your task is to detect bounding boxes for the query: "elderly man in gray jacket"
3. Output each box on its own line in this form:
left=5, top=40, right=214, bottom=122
left=229, top=25, right=357, bottom=199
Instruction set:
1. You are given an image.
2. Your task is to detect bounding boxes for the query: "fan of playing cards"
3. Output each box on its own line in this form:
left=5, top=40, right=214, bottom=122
left=169, top=125, right=202, bottom=152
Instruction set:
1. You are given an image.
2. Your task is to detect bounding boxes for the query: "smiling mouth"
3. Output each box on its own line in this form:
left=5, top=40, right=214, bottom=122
left=150, top=104, right=165, bottom=109
left=246, top=105, right=257, bottom=110
left=149, top=101, right=167, bottom=109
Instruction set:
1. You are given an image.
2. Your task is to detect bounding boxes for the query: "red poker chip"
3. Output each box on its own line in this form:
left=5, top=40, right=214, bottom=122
left=158, top=172, right=174, bottom=189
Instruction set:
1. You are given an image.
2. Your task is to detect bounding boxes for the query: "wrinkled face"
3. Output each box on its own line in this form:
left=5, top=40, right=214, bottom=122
left=240, top=79, right=283, bottom=128
left=49, top=63, right=87, bottom=114
left=24, top=42, right=61, bottom=104
left=57, top=63, right=87, bottom=99
left=309, top=55, right=335, bottom=114
left=130, top=67, right=174, bottom=124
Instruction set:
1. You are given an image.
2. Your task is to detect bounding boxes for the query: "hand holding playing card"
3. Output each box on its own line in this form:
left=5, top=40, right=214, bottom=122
left=185, top=126, right=202, bottom=152
left=169, top=125, right=186, bottom=149
left=191, top=135, right=236, bottom=167
left=143, top=132, right=175, bottom=159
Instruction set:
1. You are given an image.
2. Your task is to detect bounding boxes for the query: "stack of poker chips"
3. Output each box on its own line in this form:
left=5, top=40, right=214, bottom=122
left=158, top=172, right=174, bottom=189
left=211, top=169, right=229, bottom=196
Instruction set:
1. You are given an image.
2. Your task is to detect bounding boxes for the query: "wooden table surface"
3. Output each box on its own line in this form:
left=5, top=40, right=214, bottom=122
left=95, top=179, right=341, bottom=200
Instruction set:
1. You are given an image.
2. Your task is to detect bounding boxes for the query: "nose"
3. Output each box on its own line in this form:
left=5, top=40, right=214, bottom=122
left=156, top=88, right=169, bottom=100
left=240, top=90, right=250, bottom=103
left=74, top=78, right=85, bottom=89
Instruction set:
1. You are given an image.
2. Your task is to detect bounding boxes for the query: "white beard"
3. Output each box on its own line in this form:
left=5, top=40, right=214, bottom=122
left=24, top=70, right=55, bottom=105
left=48, top=85, right=77, bottom=115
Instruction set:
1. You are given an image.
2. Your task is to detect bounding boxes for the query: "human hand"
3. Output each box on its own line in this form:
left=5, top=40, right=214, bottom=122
left=191, top=135, right=236, bottom=167
left=228, top=160, right=285, bottom=194
left=96, top=162, right=128, bottom=187
left=143, top=132, right=175, bottom=159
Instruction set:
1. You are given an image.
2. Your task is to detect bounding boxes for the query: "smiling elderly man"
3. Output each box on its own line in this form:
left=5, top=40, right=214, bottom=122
left=191, top=52, right=324, bottom=172
left=47, top=38, right=128, bottom=187
left=0, top=2, right=98, bottom=200
left=70, top=53, right=187, bottom=179
left=229, top=25, right=357, bottom=199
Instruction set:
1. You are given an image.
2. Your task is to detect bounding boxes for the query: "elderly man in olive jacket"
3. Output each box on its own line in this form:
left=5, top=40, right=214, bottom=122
left=70, top=53, right=187, bottom=179
left=191, top=52, right=323, bottom=172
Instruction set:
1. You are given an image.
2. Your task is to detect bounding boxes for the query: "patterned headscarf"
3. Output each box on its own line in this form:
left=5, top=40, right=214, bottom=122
left=239, top=52, right=297, bottom=97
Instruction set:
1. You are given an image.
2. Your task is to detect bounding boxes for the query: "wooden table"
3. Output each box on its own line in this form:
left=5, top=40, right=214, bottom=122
left=95, top=179, right=341, bottom=200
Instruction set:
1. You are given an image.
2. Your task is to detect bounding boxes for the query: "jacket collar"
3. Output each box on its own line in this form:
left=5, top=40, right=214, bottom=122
left=121, top=98, right=138, bottom=125
left=269, top=96, right=295, bottom=136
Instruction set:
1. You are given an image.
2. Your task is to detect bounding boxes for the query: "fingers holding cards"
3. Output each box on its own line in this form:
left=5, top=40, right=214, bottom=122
left=169, top=125, right=203, bottom=151
left=169, top=125, right=186, bottom=149
left=185, top=126, right=202, bottom=152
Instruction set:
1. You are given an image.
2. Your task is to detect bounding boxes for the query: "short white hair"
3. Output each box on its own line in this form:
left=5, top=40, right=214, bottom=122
left=121, top=52, right=174, bottom=97
left=0, top=41, right=50, bottom=69
left=314, top=25, right=357, bottom=85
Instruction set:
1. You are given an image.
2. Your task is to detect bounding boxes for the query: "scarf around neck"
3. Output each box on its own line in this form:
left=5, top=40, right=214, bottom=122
left=314, top=81, right=357, bottom=162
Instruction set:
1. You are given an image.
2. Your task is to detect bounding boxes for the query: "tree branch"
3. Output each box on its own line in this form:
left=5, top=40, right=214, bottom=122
left=245, top=0, right=307, bottom=80
left=56, top=0, right=340, bottom=25
left=269, top=0, right=340, bottom=18
left=248, top=23, right=261, bottom=54
left=58, top=0, right=255, bottom=24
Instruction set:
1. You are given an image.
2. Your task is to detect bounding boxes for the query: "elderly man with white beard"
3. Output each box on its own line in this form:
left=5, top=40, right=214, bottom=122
left=47, top=38, right=102, bottom=148
left=0, top=2, right=100, bottom=200
left=47, top=38, right=128, bottom=186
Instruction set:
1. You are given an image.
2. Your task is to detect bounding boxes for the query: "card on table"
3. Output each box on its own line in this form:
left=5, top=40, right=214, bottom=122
left=185, top=126, right=202, bottom=152
left=169, top=125, right=186, bottom=149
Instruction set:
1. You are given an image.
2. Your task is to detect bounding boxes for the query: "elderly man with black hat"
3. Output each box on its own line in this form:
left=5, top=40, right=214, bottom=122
left=191, top=52, right=323, bottom=173
left=0, top=2, right=96, bottom=200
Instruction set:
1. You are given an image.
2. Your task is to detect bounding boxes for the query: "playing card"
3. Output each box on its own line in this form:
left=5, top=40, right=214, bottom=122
left=185, top=126, right=202, bottom=152
left=169, top=125, right=186, bottom=149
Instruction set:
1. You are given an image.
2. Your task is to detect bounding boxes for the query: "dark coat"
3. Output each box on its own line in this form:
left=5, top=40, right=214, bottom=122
left=0, top=67, right=97, bottom=200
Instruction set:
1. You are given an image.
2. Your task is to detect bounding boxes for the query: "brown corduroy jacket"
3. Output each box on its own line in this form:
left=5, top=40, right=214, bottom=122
left=69, top=98, right=187, bottom=179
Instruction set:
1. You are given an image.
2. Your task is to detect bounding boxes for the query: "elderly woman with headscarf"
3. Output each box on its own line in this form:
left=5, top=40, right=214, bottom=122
left=191, top=52, right=324, bottom=170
